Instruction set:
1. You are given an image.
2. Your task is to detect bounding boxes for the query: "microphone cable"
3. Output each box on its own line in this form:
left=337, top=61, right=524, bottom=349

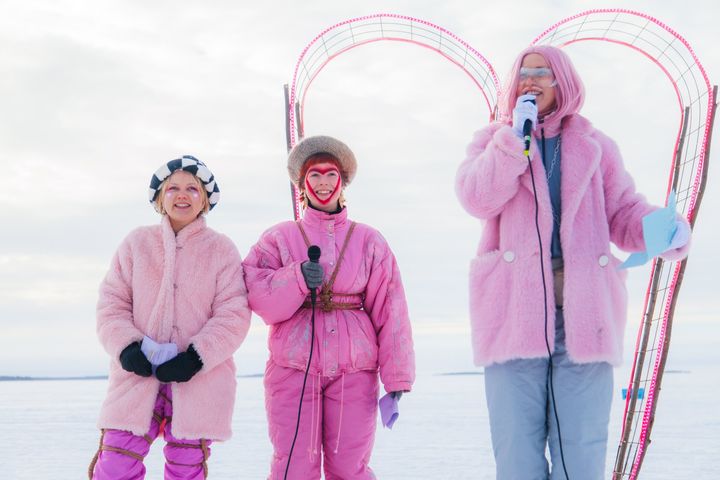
left=525, top=125, right=571, bottom=480
left=284, top=249, right=320, bottom=480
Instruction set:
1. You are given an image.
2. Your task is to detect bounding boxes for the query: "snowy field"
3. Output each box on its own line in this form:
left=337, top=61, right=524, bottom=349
left=2, top=323, right=718, bottom=479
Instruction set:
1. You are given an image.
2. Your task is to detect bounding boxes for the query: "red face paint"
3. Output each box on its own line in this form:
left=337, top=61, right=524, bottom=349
left=304, top=166, right=342, bottom=206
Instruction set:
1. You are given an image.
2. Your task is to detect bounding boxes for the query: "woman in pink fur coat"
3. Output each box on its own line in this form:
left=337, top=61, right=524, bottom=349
left=89, top=156, right=251, bottom=480
left=455, top=46, right=691, bottom=479
left=243, top=135, right=415, bottom=480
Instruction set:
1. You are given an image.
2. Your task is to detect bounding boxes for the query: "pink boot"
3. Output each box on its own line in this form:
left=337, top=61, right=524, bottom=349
left=90, top=385, right=211, bottom=480
left=90, top=428, right=154, bottom=480
left=163, top=427, right=212, bottom=479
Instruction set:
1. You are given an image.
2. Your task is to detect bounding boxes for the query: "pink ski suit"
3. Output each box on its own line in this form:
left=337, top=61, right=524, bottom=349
left=91, top=216, right=251, bottom=479
left=243, top=206, right=415, bottom=479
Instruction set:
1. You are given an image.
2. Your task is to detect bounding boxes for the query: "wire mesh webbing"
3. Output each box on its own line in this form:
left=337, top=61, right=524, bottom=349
left=534, top=9, right=714, bottom=479
left=286, top=13, right=500, bottom=219
left=289, top=14, right=499, bottom=147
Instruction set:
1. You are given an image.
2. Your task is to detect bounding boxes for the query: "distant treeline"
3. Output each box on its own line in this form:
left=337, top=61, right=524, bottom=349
left=0, top=373, right=266, bottom=381
left=0, top=375, right=108, bottom=381
left=0, top=372, right=494, bottom=381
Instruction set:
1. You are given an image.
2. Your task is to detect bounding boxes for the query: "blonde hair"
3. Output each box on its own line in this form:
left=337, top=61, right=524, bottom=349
left=155, top=172, right=210, bottom=216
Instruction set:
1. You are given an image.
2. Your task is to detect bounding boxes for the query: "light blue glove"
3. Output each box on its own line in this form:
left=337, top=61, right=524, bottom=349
left=666, top=219, right=691, bottom=251
left=512, top=94, right=538, bottom=138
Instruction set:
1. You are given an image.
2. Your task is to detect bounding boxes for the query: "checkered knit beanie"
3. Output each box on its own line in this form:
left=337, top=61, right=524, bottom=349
left=148, top=155, right=220, bottom=211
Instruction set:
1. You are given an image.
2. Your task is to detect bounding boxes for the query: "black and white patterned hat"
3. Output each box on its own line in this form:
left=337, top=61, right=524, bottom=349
left=148, top=155, right=220, bottom=211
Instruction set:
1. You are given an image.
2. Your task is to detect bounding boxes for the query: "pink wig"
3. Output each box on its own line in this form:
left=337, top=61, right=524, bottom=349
left=499, top=45, right=585, bottom=125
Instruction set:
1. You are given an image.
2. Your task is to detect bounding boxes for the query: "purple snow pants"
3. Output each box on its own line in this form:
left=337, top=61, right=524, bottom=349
left=90, top=385, right=212, bottom=480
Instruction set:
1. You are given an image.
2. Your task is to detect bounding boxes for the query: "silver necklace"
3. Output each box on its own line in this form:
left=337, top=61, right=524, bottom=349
left=545, top=135, right=561, bottom=180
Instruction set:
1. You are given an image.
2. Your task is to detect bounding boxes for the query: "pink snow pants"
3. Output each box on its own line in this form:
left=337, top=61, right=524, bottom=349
left=89, top=385, right=212, bottom=480
left=264, top=361, right=379, bottom=480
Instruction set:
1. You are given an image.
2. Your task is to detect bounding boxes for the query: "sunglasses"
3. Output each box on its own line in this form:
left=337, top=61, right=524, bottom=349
left=519, top=67, right=554, bottom=79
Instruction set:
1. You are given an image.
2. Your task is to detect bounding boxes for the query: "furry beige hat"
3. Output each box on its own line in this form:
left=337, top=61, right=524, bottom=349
left=287, top=135, right=357, bottom=186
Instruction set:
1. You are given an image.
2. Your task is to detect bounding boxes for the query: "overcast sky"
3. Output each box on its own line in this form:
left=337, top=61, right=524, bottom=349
left=1, top=0, right=718, bottom=376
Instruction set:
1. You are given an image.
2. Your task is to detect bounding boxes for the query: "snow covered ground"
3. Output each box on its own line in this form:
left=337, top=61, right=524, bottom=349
left=2, top=323, right=718, bottom=479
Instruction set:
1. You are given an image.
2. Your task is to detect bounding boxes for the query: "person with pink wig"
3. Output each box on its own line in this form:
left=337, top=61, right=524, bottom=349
left=455, top=46, right=691, bottom=479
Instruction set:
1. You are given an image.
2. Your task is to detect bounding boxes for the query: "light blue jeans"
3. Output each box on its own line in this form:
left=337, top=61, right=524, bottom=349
left=484, top=309, right=613, bottom=480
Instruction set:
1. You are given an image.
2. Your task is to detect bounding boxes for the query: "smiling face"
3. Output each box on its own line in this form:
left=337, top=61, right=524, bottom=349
left=159, top=170, right=207, bottom=233
left=303, top=161, right=343, bottom=212
left=516, top=53, right=557, bottom=116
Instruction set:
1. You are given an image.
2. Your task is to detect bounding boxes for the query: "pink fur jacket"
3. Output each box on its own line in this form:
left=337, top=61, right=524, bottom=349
left=456, top=114, right=690, bottom=366
left=96, top=216, right=250, bottom=440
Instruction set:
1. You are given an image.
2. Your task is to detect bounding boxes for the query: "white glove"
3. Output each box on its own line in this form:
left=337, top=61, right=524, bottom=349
left=512, top=94, right=538, bottom=138
left=666, top=219, right=691, bottom=251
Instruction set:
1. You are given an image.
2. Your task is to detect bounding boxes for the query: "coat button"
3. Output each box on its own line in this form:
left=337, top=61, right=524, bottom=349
left=503, top=251, right=515, bottom=262
left=598, top=255, right=609, bottom=267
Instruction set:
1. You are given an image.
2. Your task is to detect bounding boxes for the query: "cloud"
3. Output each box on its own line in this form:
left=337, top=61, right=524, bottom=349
left=1, top=0, right=718, bottom=374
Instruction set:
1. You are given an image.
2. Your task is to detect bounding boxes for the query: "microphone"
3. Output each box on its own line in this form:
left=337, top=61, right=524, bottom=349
left=523, top=96, right=536, bottom=156
left=307, top=245, right=321, bottom=303
left=308, top=245, right=321, bottom=263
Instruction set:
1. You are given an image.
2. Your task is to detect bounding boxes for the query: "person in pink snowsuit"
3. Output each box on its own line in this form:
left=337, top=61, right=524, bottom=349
left=243, top=135, right=415, bottom=479
left=89, top=155, right=251, bottom=479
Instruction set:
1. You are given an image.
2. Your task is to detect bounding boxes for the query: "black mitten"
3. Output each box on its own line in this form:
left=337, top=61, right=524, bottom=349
left=119, top=342, right=152, bottom=377
left=155, top=345, right=203, bottom=383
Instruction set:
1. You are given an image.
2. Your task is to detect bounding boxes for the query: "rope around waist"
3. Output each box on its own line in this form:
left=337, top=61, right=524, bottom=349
left=301, top=292, right=365, bottom=312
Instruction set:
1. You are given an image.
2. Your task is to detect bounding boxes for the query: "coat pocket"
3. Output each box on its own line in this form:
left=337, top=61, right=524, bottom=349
left=268, top=314, right=312, bottom=369
left=348, top=311, right=379, bottom=370
left=468, top=250, right=505, bottom=330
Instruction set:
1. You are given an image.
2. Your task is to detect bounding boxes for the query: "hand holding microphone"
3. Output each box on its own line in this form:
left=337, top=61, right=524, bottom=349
left=301, top=246, right=323, bottom=292
left=512, top=94, right=538, bottom=155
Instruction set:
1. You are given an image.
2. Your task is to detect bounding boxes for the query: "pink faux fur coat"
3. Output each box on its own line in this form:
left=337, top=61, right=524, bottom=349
left=456, top=114, right=690, bottom=366
left=96, top=216, right=250, bottom=440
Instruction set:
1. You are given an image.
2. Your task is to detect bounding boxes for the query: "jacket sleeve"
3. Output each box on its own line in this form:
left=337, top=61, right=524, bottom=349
left=96, top=236, right=144, bottom=359
left=242, top=230, right=310, bottom=325
left=600, top=133, right=693, bottom=260
left=189, top=240, right=252, bottom=372
left=364, top=237, right=415, bottom=393
left=455, top=124, right=531, bottom=219
left=600, top=134, right=658, bottom=252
